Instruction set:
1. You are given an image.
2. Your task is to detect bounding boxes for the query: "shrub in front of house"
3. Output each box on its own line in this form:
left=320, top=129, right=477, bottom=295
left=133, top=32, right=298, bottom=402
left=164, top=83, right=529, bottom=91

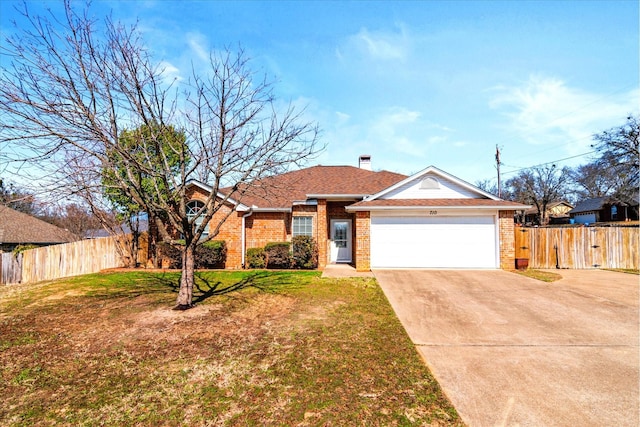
left=196, top=240, right=227, bottom=268
left=291, top=235, right=318, bottom=269
left=265, top=242, right=291, bottom=269
left=246, top=247, right=266, bottom=269
left=158, top=240, right=227, bottom=269
left=158, top=242, right=182, bottom=268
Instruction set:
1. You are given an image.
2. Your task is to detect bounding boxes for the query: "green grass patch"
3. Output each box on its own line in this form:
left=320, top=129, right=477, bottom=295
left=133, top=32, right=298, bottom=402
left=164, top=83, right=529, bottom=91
left=0, top=270, right=461, bottom=426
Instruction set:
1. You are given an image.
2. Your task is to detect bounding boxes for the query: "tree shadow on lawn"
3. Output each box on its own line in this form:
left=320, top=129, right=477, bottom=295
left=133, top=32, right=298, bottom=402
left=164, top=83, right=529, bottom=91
left=144, top=270, right=307, bottom=306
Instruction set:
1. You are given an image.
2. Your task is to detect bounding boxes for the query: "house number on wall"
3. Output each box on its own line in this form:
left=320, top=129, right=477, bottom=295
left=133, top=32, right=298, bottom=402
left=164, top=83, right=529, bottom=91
left=429, top=210, right=438, bottom=215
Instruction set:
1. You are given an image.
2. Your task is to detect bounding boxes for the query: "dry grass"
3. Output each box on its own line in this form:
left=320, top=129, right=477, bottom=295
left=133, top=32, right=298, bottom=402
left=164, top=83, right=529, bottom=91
left=604, top=268, right=640, bottom=275
left=511, top=269, right=562, bottom=282
left=0, top=270, right=463, bottom=426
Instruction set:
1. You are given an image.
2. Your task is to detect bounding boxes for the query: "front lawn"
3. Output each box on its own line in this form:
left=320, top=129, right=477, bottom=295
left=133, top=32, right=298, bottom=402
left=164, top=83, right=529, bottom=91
left=0, top=270, right=462, bottom=426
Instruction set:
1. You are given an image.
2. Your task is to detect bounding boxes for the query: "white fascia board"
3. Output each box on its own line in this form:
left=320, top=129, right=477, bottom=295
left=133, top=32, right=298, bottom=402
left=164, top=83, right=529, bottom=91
left=249, top=207, right=292, bottom=213
left=346, top=204, right=531, bottom=212
left=364, top=165, right=501, bottom=201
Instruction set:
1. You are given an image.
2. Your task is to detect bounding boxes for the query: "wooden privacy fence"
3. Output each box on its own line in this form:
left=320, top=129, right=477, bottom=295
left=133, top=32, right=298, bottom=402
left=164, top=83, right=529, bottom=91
left=515, top=225, right=639, bottom=269
left=1, top=236, right=127, bottom=285
left=1, top=252, right=22, bottom=285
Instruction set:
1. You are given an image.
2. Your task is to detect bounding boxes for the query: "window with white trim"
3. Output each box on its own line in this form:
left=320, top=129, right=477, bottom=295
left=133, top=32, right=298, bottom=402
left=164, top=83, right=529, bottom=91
left=187, top=200, right=209, bottom=238
left=292, top=216, right=313, bottom=237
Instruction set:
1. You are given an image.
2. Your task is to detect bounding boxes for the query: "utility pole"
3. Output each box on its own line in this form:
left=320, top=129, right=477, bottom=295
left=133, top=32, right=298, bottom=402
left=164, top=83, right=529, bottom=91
left=495, top=145, right=501, bottom=198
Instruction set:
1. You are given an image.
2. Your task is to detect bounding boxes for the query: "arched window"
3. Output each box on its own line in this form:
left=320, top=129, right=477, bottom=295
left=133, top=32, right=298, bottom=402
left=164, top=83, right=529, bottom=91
left=186, top=200, right=209, bottom=238
left=420, top=177, right=440, bottom=190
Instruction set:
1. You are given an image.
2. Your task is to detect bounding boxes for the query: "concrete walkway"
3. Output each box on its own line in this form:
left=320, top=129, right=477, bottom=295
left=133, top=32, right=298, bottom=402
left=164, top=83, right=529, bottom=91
left=321, top=263, right=374, bottom=278
left=374, top=269, right=639, bottom=427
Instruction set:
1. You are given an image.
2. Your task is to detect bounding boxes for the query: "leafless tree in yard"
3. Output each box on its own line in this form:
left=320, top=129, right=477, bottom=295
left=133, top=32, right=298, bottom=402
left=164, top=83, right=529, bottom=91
left=590, top=116, right=639, bottom=207
left=504, top=164, right=571, bottom=225
left=0, top=1, right=321, bottom=309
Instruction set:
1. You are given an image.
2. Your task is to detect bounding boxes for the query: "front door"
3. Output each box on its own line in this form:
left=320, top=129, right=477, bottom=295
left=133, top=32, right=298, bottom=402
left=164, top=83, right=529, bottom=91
left=330, top=219, right=352, bottom=263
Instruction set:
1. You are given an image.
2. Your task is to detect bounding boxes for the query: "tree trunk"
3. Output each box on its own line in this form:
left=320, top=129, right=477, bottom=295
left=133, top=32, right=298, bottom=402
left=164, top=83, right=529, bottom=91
left=148, top=216, right=159, bottom=268
left=175, top=244, right=195, bottom=310
left=130, top=230, right=139, bottom=268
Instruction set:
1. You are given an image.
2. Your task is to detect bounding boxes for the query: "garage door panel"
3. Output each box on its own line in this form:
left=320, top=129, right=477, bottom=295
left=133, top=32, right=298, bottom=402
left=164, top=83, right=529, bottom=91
left=371, top=215, right=497, bottom=268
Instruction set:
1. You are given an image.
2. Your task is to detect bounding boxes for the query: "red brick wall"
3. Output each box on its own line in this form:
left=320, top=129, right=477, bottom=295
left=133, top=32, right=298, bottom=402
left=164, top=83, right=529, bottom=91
left=245, top=212, right=288, bottom=250
left=498, top=210, right=515, bottom=269
left=354, top=211, right=370, bottom=271
left=317, top=200, right=328, bottom=268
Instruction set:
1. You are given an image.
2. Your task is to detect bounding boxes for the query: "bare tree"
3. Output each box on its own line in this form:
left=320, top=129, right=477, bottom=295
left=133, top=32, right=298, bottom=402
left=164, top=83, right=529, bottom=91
left=39, top=202, right=114, bottom=238
left=569, top=160, right=620, bottom=200
left=0, top=178, right=37, bottom=214
left=591, top=116, right=639, bottom=204
left=474, top=179, right=499, bottom=197
left=504, top=164, right=571, bottom=225
left=0, top=1, right=320, bottom=309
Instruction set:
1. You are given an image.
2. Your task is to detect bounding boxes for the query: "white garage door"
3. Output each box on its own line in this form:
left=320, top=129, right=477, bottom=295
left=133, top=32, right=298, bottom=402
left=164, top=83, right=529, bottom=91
left=573, top=213, right=596, bottom=225
left=370, top=215, right=497, bottom=268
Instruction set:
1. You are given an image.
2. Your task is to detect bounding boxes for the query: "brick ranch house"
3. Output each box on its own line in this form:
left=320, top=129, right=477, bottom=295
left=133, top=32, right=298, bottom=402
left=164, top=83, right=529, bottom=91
left=184, top=157, right=529, bottom=271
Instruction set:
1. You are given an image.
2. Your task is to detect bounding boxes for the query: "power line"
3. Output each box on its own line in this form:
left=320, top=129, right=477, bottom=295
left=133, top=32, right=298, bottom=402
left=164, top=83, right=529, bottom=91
left=501, top=150, right=598, bottom=176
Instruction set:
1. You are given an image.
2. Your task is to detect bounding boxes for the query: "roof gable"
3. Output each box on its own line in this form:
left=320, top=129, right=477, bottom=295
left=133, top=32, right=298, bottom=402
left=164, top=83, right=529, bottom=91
left=184, top=180, right=250, bottom=211
left=365, top=166, right=499, bottom=201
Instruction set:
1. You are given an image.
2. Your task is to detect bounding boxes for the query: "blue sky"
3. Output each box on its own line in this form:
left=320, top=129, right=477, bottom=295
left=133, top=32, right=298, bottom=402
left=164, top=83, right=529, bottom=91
left=1, top=0, right=638, bottom=186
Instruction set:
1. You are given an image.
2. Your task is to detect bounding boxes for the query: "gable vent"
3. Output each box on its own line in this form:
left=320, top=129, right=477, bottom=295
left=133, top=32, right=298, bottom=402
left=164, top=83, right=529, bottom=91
left=420, top=177, right=440, bottom=189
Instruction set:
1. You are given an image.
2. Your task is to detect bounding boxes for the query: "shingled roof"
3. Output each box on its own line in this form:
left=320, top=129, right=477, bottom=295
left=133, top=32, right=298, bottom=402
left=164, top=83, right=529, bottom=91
left=222, top=165, right=407, bottom=209
left=0, top=206, right=78, bottom=246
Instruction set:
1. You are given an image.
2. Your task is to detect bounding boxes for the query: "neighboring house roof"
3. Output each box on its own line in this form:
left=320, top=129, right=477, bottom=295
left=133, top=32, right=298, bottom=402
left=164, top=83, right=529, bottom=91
left=569, top=197, right=613, bottom=215
left=218, top=165, right=407, bottom=210
left=0, top=206, right=77, bottom=245
left=524, top=201, right=574, bottom=216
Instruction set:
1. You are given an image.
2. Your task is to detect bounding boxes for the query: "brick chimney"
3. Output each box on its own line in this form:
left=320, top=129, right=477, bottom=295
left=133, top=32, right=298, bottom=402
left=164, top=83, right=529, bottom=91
left=359, top=155, right=371, bottom=170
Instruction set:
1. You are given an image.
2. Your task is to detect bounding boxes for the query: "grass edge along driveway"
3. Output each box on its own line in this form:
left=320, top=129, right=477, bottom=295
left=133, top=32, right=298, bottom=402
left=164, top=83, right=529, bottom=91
left=0, top=270, right=463, bottom=426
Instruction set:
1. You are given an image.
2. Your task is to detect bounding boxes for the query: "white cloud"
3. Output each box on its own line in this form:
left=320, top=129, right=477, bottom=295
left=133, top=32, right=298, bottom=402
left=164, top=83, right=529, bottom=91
left=186, top=31, right=210, bottom=62
left=490, top=75, right=639, bottom=154
left=340, top=26, right=411, bottom=61
left=312, top=104, right=471, bottom=175
left=335, top=111, right=350, bottom=124
left=158, top=60, right=183, bottom=83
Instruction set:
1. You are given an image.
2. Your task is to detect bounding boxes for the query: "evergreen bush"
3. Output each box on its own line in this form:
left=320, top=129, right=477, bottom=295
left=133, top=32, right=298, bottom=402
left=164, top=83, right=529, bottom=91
left=264, top=242, right=291, bottom=269
left=246, top=247, right=266, bottom=269
left=291, top=235, right=318, bottom=269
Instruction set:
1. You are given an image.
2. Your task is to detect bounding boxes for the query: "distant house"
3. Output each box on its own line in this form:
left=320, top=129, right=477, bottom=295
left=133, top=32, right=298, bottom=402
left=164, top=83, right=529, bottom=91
left=568, top=195, right=639, bottom=224
left=0, top=206, right=78, bottom=251
left=524, top=201, right=574, bottom=225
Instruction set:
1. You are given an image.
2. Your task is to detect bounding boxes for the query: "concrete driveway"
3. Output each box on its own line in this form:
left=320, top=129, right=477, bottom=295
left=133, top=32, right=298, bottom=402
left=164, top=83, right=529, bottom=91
left=374, top=269, right=639, bottom=427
